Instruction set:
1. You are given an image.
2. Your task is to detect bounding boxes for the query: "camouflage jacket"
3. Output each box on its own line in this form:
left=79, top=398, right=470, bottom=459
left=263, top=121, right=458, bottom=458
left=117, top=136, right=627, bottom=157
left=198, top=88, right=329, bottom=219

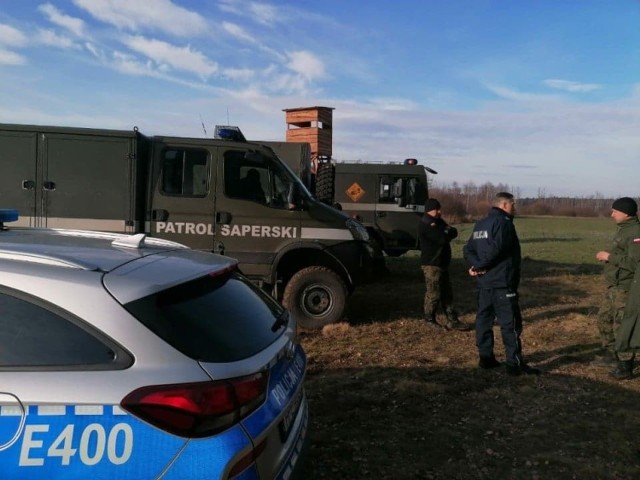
left=604, top=216, right=640, bottom=290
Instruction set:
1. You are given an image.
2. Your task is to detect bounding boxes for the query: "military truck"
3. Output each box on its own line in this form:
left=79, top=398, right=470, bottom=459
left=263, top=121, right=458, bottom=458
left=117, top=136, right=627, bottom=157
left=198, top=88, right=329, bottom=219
left=0, top=123, right=373, bottom=329
left=262, top=140, right=437, bottom=257
left=332, top=160, right=437, bottom=257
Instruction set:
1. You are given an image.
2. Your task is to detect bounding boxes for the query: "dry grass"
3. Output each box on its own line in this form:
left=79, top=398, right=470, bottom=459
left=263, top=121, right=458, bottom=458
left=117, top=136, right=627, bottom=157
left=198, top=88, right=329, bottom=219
left=299, top=217, right=640, bottom=479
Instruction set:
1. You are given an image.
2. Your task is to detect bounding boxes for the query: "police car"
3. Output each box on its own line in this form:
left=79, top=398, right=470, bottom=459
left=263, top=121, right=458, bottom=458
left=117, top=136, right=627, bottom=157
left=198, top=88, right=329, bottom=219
left=0, top=210, right=308, bottom=479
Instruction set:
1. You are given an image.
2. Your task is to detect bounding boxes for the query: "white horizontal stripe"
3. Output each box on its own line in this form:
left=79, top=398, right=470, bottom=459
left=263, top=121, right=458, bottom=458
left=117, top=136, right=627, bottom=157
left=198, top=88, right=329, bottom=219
left=0, top=406, right=23, bottom=416
left=13, top=217, right=129, bottom=232
left=38, top=406, right=65, bottom=416
left=112, top=406, right=127, bottom=416
left=75, top=405, right=104, bottom=415
left=339, top=203, right=423, bottom=213
left=300, top=228, right=352, bottom=240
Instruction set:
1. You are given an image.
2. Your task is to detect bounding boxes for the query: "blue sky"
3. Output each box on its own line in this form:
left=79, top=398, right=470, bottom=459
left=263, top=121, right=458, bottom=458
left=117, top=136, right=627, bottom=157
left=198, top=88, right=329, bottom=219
left=1, top=0, right=639, bottom=197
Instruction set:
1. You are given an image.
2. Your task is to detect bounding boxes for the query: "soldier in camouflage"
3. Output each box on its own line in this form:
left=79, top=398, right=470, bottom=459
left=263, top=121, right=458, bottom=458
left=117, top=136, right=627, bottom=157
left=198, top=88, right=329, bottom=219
left=419, top=198, right=471, bottom=331
left=594, top=197, right=640, bottom=379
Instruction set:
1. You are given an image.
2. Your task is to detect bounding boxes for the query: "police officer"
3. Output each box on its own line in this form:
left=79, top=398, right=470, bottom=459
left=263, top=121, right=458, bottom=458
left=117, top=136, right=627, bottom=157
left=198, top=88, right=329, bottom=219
left=463, top=192, right=540, bottom=375
left=419, top=198, right=471, bottom=331
left=594, top=197, right=640, bottom=377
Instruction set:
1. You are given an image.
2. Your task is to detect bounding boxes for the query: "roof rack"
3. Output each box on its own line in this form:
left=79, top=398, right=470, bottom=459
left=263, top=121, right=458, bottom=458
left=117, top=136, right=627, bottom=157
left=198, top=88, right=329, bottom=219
left=48, top=229, right=188, bottom=250
left=0, top=251, right=90, bottom=269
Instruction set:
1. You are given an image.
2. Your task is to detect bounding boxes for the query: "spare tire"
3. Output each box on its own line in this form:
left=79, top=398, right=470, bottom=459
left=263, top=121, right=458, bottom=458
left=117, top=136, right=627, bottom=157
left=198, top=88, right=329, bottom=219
left=315, top=162, right=335, bottom=204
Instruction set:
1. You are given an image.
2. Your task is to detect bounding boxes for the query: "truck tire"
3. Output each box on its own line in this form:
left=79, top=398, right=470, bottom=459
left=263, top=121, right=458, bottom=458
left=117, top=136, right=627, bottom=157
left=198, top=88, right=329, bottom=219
left=283, top=266, right=347, bottom=329
left=315, top=163, right=335, bottom=204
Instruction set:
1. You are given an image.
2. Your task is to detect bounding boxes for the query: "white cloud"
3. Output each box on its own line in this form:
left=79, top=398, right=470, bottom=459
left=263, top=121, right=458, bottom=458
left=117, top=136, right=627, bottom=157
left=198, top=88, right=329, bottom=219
left=223, top=67, right=255, bottom=81
left=218, top=0, right=282, bottom=25
left=247, top=2, right=279, bottom=25
left=366, top=97, right=417, bottom=112
left=38, top=3, right=86, bottom=37
left=85, top=42, right=101, bottom=58
left=73, top=0, right=208, bottom=37
left=222, top=22, right=257, bottom=44
left=0, top=47, right=26, bottom=65
left=122, top=35, right=218, bottom=79
left=112, top=50, right=159, bottom=77
left=286, top=50, right=325, bottom=81
left=0, top=24, right=28, bottom=47
left=485, top=84, right=560, bottom=104
left=544, top=79, right=601, bottom=93
left=37, top=29, right=80, bottom=49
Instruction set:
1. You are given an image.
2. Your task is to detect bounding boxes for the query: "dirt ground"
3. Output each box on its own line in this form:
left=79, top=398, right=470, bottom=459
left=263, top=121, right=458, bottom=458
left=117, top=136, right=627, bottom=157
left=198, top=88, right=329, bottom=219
left=298, top=256, right=640, bottom=479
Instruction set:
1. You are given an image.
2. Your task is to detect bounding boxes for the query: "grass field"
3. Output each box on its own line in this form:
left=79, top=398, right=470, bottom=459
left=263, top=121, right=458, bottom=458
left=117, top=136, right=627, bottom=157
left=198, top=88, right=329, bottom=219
left=299, top=216, right=640, bottom=480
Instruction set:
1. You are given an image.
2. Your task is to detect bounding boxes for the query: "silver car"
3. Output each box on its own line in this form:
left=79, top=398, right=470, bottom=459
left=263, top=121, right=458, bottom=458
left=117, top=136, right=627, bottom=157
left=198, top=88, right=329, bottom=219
left=0, top=212, right=308, bottom=479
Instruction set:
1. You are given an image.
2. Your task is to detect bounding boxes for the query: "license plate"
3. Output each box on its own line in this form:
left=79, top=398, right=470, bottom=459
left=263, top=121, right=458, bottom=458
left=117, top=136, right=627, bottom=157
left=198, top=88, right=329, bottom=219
left=279, top=389, right=303, bottom=442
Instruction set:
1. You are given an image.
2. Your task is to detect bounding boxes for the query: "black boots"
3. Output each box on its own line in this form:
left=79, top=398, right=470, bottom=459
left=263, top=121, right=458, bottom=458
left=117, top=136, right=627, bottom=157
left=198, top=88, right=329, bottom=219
left=444, top=311, right=473, bottom=331
left=505, top=363, right=542, bottom=376
left=591, top=349, right=618, bottom=367
left=479, top=356, right=502, bottom=369
left=609, top=358, right=634, bottom=380
left=424, top=313, right=441, bottom=329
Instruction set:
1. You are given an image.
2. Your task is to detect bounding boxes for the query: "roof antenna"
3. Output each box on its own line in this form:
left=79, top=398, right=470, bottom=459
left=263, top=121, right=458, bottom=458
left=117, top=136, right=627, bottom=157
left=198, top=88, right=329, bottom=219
left=199, top=114, right=207, bottom=137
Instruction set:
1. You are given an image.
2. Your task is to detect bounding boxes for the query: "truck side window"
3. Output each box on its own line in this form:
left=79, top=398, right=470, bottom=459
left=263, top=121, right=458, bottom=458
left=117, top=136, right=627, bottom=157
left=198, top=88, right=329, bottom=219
left=223, top=150, right=293, bottom=209
left=379, top=176, right=426, bottom=206
left=161, top=148, right=209, bottom=197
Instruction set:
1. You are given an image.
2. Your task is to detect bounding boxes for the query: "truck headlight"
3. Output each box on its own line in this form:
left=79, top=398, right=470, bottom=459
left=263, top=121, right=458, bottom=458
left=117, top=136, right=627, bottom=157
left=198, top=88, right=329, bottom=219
left=345, top=218, right=369, bottom=242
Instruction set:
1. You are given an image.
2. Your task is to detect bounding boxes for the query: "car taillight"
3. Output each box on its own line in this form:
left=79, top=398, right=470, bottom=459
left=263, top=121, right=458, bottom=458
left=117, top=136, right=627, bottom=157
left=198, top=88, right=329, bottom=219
left=121, top=372, right=268, bottom=438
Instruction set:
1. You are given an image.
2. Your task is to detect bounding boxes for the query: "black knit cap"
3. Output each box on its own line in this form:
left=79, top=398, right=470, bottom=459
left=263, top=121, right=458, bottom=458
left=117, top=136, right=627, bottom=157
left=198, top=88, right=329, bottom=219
left=425, top=198, right=441, bottom=212
left=612, top=197, right=638, bottom=216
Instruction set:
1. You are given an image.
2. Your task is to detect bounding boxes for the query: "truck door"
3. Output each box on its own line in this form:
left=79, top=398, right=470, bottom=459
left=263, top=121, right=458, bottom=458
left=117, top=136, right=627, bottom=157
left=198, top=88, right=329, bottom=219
left=213, top=147, right=302, bottom=279
left=42, top=133, right=136, bottom=231
left=149, top=144, right=215, bottom=250
left=0, top=131, right=38, bottom=225
left=376, top=174, right=427, bottom=255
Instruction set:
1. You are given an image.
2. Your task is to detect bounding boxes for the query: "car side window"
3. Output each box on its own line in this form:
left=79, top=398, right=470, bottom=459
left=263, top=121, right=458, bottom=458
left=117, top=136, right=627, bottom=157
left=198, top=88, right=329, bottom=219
left=0, top=292, right=123, bottom=369
left=161, top=148, right=210, bottom=196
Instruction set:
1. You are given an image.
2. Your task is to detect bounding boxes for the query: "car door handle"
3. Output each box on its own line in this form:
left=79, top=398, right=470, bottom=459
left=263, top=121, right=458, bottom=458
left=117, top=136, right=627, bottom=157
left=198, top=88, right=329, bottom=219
left=152, top=209, right=169, bottom=221
left=216, top=211, right=232, bottom=224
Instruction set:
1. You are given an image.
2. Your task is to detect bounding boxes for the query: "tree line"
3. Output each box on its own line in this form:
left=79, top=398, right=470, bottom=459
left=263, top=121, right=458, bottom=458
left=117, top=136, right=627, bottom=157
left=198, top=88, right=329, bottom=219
left=428, top=181, right=628, bottom=223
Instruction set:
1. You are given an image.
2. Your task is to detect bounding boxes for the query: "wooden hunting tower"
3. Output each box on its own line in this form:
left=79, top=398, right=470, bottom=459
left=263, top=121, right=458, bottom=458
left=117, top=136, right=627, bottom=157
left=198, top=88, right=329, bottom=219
left=283, top=106, right=334, bottom=162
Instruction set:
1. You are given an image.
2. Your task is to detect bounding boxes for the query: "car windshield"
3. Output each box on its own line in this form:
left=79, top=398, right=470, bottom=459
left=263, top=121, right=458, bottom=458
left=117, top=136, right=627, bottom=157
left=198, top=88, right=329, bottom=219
left=125, top=271, right=286, bottom=362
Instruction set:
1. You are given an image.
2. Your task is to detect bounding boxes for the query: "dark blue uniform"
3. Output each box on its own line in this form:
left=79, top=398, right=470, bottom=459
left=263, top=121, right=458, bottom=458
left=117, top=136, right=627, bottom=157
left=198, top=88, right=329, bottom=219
left=463, top=207, right=524, bottom=367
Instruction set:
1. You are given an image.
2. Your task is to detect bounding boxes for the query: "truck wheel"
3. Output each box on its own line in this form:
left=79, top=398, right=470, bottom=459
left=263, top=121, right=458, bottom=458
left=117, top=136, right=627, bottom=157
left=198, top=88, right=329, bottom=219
left=315, top=163, right=335, bottom=204
left=283, top=266, right=347, bottom=329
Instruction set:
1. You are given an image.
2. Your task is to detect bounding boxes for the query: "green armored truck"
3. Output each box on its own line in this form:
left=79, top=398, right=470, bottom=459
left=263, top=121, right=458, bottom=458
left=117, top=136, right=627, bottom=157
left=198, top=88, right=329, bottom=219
left=0, top=123, right=373, bottom=329
left=262, top=140, right=437, bottom=258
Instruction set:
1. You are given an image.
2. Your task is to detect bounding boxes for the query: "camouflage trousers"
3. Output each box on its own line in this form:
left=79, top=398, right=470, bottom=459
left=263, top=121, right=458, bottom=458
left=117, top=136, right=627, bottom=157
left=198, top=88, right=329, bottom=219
left=421, top=265, right=455, bottom=318
left=597, top=286, right=629, bottom=359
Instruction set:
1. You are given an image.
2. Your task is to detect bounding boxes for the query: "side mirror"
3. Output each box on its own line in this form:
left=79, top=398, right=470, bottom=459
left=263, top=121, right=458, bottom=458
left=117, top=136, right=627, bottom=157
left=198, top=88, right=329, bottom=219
left=286, top=183, right=300, bottom=210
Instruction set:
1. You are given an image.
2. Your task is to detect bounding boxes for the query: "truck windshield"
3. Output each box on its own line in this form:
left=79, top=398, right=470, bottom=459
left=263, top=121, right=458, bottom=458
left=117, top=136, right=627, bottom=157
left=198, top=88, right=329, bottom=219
left=224, top=149, right=311, bottom=208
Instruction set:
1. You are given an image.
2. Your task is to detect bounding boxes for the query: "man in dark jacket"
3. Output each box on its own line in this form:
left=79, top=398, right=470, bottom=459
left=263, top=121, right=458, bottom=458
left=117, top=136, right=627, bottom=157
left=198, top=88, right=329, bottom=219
left=463, top=192, right=540, bottom=375
left=419, top=198, right=471, bottom=331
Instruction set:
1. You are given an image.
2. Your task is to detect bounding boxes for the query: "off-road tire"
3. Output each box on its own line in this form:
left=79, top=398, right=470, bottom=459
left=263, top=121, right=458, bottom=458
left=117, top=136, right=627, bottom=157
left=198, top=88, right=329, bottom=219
left=315, top=163, right=335, bottom=204
left=283, top=266, right=347, bottom=329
